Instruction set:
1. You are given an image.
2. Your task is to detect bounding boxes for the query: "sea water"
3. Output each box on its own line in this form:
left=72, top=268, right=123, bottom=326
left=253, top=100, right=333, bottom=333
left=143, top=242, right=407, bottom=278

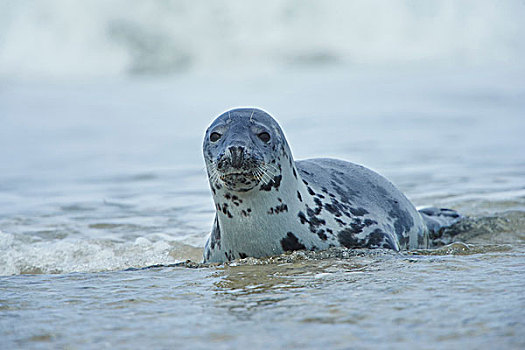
left=1, top=66, right=524, bottom=349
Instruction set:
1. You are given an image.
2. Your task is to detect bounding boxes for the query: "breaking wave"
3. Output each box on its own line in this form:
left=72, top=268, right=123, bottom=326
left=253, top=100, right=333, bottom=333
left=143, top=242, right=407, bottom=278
left=2, top=211, right=522, bottom=276
left=1, top=0, right=524, bottom=79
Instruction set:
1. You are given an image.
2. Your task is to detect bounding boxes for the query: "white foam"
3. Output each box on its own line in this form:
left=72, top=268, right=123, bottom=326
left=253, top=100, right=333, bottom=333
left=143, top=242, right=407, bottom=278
left=1, top=0, right=524, bottom=80
left=0, top=230, right=203, bottom=276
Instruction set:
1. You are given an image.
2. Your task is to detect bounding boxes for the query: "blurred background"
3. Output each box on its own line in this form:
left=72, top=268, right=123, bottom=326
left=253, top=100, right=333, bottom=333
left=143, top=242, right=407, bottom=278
left=1, top=0, right=524, bottom=80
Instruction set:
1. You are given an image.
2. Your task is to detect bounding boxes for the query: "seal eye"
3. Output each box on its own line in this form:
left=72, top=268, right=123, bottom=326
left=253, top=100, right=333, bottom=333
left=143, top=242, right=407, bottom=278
left=258, top=132, right=271, bottom=143
left=210, top=132, right=222, bottom=142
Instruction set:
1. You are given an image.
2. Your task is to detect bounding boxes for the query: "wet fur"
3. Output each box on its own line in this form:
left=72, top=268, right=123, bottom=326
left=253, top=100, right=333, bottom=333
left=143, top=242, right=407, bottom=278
left=203, top=108, right=459, bottom=263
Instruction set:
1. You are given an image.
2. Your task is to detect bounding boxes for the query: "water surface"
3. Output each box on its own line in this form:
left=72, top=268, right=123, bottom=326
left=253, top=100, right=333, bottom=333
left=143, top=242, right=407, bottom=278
left=1, top=67, right=524, bottom=349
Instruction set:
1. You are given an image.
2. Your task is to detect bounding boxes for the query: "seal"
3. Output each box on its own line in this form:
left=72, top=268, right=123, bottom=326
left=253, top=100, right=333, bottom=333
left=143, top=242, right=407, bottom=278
left=202, top=108, right=460, bottom=263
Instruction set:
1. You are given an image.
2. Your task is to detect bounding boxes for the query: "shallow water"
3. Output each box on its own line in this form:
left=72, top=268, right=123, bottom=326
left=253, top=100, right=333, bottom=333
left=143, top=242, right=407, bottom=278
left=1, top=66, right=524, bottom=349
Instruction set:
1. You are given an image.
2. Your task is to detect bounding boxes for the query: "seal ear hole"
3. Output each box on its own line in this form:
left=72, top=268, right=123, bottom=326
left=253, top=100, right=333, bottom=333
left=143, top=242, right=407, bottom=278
left=258, top=132, right=271, bottom=143
left=210, top=132, right=222, bottom=142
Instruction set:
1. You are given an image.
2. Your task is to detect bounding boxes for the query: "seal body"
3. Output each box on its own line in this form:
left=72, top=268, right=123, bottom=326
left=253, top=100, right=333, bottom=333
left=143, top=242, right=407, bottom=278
left=203, top=108, right=458, bottom=263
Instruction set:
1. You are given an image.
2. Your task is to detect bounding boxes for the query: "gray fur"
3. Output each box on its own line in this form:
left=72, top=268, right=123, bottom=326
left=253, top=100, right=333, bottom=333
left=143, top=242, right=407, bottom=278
left=202, top=108, right=459, bottom=263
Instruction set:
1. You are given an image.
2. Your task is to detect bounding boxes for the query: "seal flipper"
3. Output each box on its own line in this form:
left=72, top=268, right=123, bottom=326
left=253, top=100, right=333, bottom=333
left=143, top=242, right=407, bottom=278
left=419, top=207, right=462, bottom=242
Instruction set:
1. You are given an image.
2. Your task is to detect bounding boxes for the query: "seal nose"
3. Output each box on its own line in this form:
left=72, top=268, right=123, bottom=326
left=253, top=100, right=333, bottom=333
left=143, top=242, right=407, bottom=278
left=228, top=146, right=245, bottom=169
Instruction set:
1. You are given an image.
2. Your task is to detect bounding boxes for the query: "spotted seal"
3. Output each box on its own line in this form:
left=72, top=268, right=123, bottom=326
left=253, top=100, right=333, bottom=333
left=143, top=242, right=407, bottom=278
left=202, top=108, right=460, bottom=263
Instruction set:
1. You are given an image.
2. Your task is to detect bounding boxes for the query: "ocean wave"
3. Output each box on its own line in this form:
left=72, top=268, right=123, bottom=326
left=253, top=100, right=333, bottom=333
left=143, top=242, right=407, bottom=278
left=0, top=231, right=203, bottom=276
left=1, top=211, right=523, bottom=276
left=1, top=0, right=524, bottom=79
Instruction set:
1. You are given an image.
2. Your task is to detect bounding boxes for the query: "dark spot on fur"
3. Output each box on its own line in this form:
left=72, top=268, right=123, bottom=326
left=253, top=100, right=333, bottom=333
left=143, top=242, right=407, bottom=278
left=324, top=203, right=341, bottom=217
left=338, top=225, right=396, bottom=250
left=302, top=180, right=309, bottom=186
left=350, top=207, right=369, bottom=217
left=268, top=204, right=288, bottom=215
left=259, top=175, right=282, bottom=191
left=317, top=229, right=327, bottom=240
left=329, top=180, right=358, bottom=204
left=325, top=197, right=353, bottom=218
left=210, top=216, right=221, bottom=250
left=364, top=219, right=377, bottom=226
left=239, top=252, right=247, bottom=259
left=297, top=191, right=303, bottom=202
left=388, top=200, right=414, bottom=248
left=305, top=205, right=326, bottom=233
left=338, top=228, right=360, bottom=248
left=259, top=182, right=272, bottom=191
left=298, top=211, right=308, bottom=225
left=306, top=206, right=315, bottom=218
left=366, top=229, right=383, bottom=248
left=293, top=168, right=297, bottom=179
left=335, top=218, right=346, bottom=226
left=273, top=175, right=282, bottom=188
left=221, top=203, right=233, bottom=218
left=281, top=232, right=306, bottom=252
left=307, top=187, right=315, bottom=196
left=347, top=221, right=365, bottom=235
left=367, top=229, right=390, bottom=248
left=349, top=221, right=365, bottom=234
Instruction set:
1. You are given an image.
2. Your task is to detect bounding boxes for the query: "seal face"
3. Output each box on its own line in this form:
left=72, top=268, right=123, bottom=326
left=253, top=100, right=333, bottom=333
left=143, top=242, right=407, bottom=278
left=204, top=109, right=283, bottom=193
left=202, top=108, right=454, bottom=263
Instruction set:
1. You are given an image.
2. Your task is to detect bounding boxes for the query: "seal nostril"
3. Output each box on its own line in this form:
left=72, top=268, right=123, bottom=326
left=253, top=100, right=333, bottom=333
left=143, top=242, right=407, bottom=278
left=229, top=146, right=245, bottom=169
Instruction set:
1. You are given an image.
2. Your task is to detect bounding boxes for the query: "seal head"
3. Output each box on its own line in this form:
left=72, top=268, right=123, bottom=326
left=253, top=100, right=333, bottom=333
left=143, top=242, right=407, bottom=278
left=203, top=108, right=288, bottom=193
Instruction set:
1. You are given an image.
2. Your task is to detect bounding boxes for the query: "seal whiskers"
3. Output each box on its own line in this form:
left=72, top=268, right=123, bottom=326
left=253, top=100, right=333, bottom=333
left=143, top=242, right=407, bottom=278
left=207, top=161, right=221, bottom=185
left=257, top=163, right=278, bottom=184
left=254, top=166, right=270, bottom=183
